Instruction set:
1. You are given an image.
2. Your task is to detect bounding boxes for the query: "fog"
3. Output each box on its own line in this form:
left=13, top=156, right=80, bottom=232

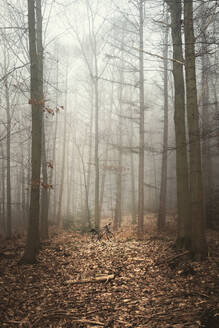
left=0, top=0, right=218, bottom=236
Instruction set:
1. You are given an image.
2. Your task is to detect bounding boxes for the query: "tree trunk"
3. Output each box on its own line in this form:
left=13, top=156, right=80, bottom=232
left=0, top=144, right=6, bottom=235
left=114, top=146, right=122, bottom=231
left=138, top=0, right=145, bottom=239
left=49, top=54, right=59, bottom=223
left=20, top=139, right=27, bottom=227
left=21, top=0, right=42, bottom=263
left=158, top=11, right=169, bottom=230
left=130, top=127, right=137, bottom=225
left=76, top=144, right=91, bottom=229
left=35, top=0, right=49, bottom=240
left=40, top=120, right=49, bottom=239
left=200, top=3, right=213, bottom=228
left=5, top=76, right=12, bottom=239
left=94, top=74, right=100, bottom=230
left=99, top=80, right=114, bottom=220
left=57, top=68, right=68, bottom=229
left=184, top=0, right=207, bottom=258
left=166, top=0, right=191, bottom=248
left=99, top=145, right=109, bottom=220
left=66, top=141, right=74, bottom=221
left=114, top=51, right=124, bottom=231
left=86, top=80, right=94, bottom=217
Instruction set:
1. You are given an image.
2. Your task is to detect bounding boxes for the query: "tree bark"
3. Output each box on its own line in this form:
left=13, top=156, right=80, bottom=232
left=94, top=72, right=100, bottom=230
left=99, top=145, right=109, bottom=220
left=49, top=53, right=59, bottom=223
left=20, top=139, right=27, bottom=227
left=86, top=82, right=94, bottom=225
left=35, top=0, right=49, bottom=240
left=114, top=146, right=122, bottom=231
left=0, top=144, right=6, bottom=235
left=99, top=80, right=115, bottom=220
left=21, top=0, right=42, bottom=263
left=138, top=0, right=145, bottom=239
left=5, top=76, right=12, bottom=239
left=166, top=0, right=191, bottom=248
left=114, top=42, right=124, bottom=231
left=40, top=120, right=49, bottom=239
left=66, top=141, right=74, bottom=221
left=184, top=0, right=207, bottom=258
left=200, top=3, right=213, bottom=228
left=158, top=11, right=169, bottom=231
left=130, top=122, right=137, bottom=225
left=57, top=66, right=68, bottom=229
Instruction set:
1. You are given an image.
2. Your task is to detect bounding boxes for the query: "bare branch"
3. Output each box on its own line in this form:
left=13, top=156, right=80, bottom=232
left=0, top=63, right=29, bottom=83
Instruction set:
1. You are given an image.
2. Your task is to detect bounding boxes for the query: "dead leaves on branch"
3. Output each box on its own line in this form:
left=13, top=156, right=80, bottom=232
left=31, top=179, right=53, bottom=190
left=31, top=161, right=54, bottom=189
left=28, top=98, right=64, bottom=115
left=46, top=161, right=54, bottom=169
left=0, top=231, right=218, bottom=327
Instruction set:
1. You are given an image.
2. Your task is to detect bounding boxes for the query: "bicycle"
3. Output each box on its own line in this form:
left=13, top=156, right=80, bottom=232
left=90, top=223, right=114, bottom=242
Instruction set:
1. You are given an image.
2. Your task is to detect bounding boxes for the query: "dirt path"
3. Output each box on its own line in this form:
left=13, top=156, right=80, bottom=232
left=0, top=232, right=218, bottom=327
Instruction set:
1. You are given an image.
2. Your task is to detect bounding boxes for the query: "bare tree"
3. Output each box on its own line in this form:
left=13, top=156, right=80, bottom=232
left=57, top=66, right=68, bottom=229
left=21, top=0, right=42, bottom=263
left=138, top=0, right=145, bottom=239
left=35, top=0, right=49, bottom=240
left=158, top=9, right=169, bottom=230
left=184, top=0, right=207, bottom=258
left=0, top=144, right=6, bottom=235
left=199, top=1, right=213, bottom=228
left=165, top=0, right=191, bottom=248
left=4, top=69, right=12, bottom=239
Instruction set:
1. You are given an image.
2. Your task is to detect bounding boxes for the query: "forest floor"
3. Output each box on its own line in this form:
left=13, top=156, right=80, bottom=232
left=0, top=226, right=218, bottom=328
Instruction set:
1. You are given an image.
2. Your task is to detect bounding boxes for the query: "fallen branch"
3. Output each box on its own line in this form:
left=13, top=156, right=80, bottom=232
left=74, top=319, right=104, bottom=326
left=32, top=312, right=105, bottom=327
left=166, top=251, right=190, bottom=263
left=66, top=274, right=115, bottom=284
left=0, top=252, right=16, bottom=259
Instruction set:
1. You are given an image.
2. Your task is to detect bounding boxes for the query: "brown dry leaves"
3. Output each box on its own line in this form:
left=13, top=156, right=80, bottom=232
left=0, top=231, right=218, bottom=328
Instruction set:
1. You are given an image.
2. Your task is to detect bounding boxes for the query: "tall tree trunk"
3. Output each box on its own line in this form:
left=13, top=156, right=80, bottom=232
left=21, top=0, right=42, bottom=263
left=51, top=114, right=58, bottom=222
left=149, top=130, right=158, bottom=210
left=138, top=0, right=145, bottom=239
left=50, top=55, right=59, bottom=223
left=57, top=68, right=68, bottom=229
left=26, top=140, right=31, bottom=215
left=5, top=76, right=12, bottom=239
left=200, top=3, right=213, bottom=228
left=20, top=140, right=27, bottom=227
left=76, top=144, right=91, bottom=229
left=94, top=73, right=100, bottom=230
left=130, top=117, right=137, bottom=225
left=114, top=62, right=124, bottom=231
left=66, top=142, right=73, bottom=220
left=99, top=145, right=109, bottom=219
left=184, top=0, right=207, bottom=258
left=158, top=11, right=169, bottom=230
left=36, top=0, right=49, bottom=240
left=86, top=81, right=94, bottom=212
left=0, top=144, right=6, bottom=235
left=99, top=80, right=114, bottom=220
left=166, top=0, right=191, bottom=248
left=40, top=120, right=49, bottom=239
left=114, top=144, right=122, bottom=231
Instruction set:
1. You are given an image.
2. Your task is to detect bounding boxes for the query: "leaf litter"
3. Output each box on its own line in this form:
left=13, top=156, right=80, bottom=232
left=0, top=230, right=218, bottom=328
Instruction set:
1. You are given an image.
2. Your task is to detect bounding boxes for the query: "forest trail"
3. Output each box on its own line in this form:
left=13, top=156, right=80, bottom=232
left=0, top=231, right=218, bottom=328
